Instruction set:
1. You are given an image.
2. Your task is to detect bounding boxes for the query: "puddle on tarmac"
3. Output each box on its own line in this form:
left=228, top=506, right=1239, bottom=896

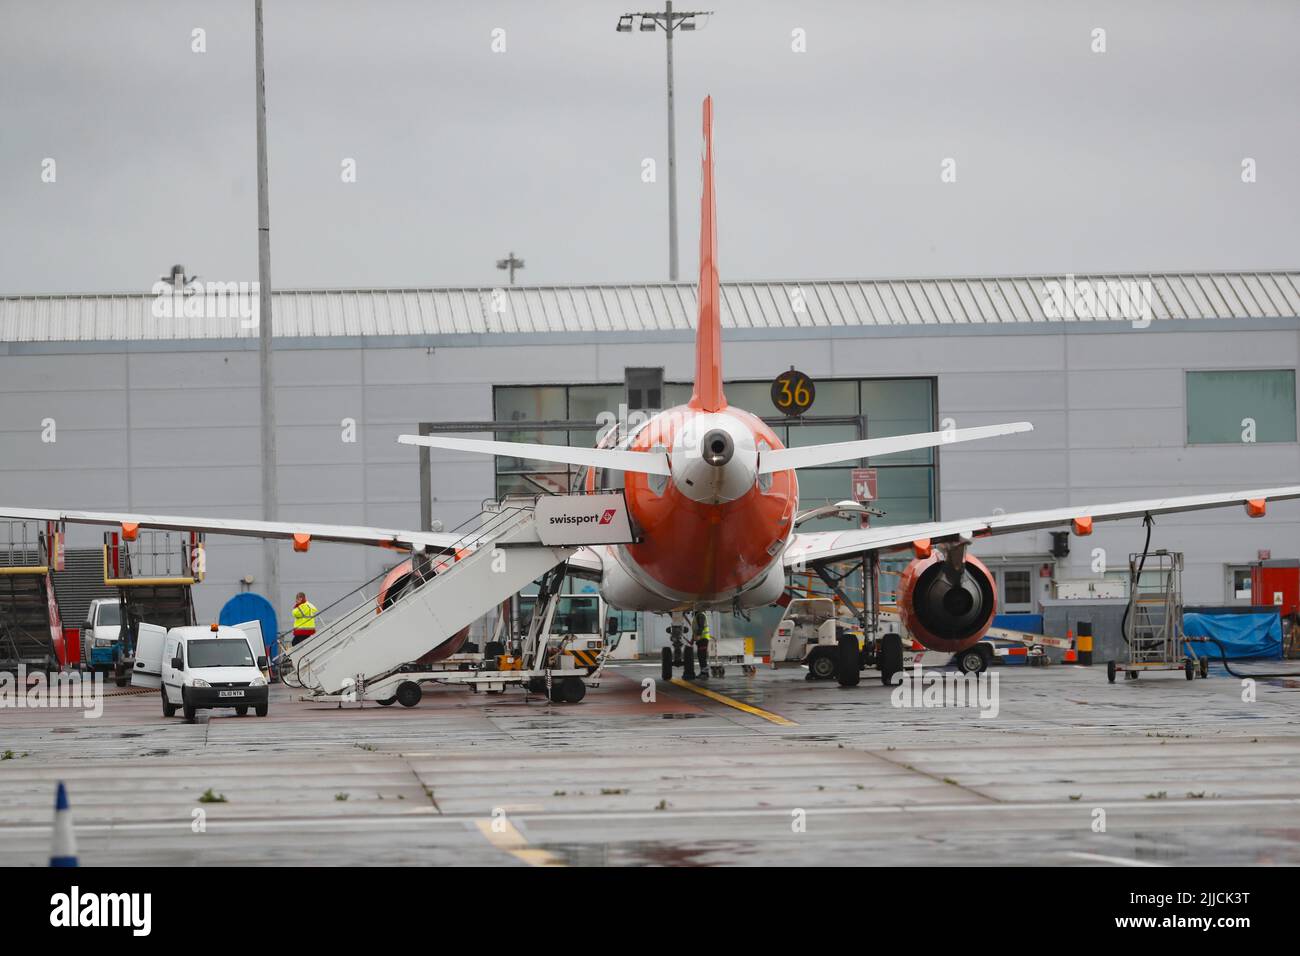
left=536, top=840, right=750, bottom=867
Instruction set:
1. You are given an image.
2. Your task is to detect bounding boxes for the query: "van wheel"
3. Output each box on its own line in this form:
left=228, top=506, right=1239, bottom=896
left=255, top=703, right=268, bottom=717
left=182, top=690, right=197, bottom=724
left=161, top=687, right=177, bottom=718
left=235, top=705, right=249, bottom=716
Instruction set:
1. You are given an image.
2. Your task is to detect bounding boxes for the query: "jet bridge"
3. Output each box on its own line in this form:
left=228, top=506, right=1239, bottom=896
left=281, top=493, right=633, bottom=706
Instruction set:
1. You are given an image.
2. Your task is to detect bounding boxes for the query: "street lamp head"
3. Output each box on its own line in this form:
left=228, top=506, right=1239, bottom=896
left=639, top=18, right=657, bottom=31
left=679, top=18, right=697, bottom=30
left=616, top=15, right=632, bottom=32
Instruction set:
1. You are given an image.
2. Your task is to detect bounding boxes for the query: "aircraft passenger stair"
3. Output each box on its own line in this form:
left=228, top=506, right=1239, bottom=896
left=287, top=503, right=577, bottom=697
left=0, top=523, right=64, bottom=671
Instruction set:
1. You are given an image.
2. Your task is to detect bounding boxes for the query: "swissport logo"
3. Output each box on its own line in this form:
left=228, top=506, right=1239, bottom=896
left=548, top=510, right=616, bottom=526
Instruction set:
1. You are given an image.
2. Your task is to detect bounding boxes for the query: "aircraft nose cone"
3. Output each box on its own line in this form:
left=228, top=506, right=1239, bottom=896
left=701, top=429, right=734, bottom=467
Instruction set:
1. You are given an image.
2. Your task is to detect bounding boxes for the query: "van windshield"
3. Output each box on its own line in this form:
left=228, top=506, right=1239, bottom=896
left=95, top=603, right=121, bottom=627
left=186, top=640, right=255, bottom=668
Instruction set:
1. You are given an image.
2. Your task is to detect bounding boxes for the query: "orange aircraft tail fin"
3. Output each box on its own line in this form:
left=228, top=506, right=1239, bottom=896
left=688, top=96, right=726, bottom=413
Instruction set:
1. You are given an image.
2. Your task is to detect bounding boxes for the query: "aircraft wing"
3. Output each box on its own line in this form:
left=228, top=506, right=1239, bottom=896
left=783, top=485, right=1300, bottom=568
left=0, top=505, right=612, bottom=574
left=0, top=506, right=461, bottom=553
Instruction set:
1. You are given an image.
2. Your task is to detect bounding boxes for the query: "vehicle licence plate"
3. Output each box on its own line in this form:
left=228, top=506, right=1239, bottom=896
left=218, top=690, right=245, bottom=698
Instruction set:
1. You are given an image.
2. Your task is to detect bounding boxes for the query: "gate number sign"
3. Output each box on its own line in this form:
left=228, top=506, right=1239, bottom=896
left=771, top=369, right=815, bottom=416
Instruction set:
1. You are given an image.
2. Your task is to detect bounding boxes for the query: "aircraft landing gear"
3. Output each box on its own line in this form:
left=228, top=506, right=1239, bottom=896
left=661, top=646, right=674, bottom=682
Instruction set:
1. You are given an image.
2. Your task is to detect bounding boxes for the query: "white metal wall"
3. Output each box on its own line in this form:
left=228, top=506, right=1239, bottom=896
left=1, top=324, right=1297, bottom=628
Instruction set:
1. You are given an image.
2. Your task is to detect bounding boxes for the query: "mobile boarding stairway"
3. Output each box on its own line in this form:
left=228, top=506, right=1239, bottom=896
left=281, top=493, right=633, bottom=706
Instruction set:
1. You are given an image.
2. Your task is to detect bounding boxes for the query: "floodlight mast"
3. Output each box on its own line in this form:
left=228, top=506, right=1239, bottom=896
left=616, top=4, right=713, bottom=282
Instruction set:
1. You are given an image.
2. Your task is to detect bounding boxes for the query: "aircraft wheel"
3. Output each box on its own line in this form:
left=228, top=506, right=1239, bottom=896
left=879, top=633, right=904, bottom=687
left=682, top=645, right=696, bottom=680
left=161, top=687, right=177, bottom=718
left=395, top=681, right=423, bottom=708
left=1107, top=661, right=1116, bottom=683
left=836, top=634, right=861, bottom=687
left=661, top=647, right=673, bottom=682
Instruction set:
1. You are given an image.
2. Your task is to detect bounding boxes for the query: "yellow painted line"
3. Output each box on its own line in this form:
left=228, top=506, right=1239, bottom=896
left=670, top=678, right=798, bottom=726
left=474, top=817, right=565, bottom=867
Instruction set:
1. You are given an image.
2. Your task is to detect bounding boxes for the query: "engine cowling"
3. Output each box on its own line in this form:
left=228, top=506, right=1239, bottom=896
left=897, top=552, right=997, bottom=653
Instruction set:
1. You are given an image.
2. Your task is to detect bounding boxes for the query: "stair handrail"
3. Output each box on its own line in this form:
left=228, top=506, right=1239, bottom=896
left=282, top=504, right=534, bottom=684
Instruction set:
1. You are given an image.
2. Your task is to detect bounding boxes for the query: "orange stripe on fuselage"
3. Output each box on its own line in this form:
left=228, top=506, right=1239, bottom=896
left=623, top=406, right=796, bottom=598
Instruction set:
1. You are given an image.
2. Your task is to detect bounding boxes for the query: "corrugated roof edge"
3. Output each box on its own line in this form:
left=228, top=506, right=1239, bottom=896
left=3, top=271, right=1299, bottom=343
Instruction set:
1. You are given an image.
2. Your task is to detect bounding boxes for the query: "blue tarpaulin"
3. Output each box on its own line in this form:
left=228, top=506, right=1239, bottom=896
left=993, top=614, right=1043, bottom=634
left=1183, top=612, right=1282, bottom=660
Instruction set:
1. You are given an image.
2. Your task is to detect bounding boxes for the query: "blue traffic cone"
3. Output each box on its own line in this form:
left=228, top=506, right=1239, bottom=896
left=49, top=781, right=78, bottom=867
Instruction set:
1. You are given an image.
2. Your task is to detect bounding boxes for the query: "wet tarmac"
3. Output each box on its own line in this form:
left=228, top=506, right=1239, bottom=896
left=2, top=660, right=1299, bottom=866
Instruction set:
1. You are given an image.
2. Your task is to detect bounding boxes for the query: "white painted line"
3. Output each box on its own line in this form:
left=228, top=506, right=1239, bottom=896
left=5, top=795, right=1300, bottom=834
left=1066, top=851, right=1164, bottom=867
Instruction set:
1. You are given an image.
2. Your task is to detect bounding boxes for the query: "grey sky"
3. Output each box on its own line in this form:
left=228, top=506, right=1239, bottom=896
left=1, top=0, right=1297, bottom=296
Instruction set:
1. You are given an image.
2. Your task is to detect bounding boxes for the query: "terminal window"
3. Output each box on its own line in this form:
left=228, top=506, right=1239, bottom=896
left=493, top=377, right=937, bottom=526
left=1186, top=369, right=1297, bottom=444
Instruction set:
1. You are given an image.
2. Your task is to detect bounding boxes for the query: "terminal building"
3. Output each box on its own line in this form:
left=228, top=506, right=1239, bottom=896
left=2, top=270, right=1298, bottom=652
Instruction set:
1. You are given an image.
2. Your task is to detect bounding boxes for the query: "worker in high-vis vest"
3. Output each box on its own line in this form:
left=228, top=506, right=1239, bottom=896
left=291, top=592, right=319, bottom=646
left=694, top=611, right=712, bottom=677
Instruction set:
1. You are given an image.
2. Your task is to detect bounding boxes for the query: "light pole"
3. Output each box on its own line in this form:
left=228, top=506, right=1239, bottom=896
left=616, top=5, right=712, bottom=282
left=254, top=0, right=279, bottom=622
left=496, top=252, right=525, bottom=285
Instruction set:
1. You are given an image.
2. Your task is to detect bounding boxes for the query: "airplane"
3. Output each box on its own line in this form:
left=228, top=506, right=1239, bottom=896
left=5, top=96, right=1299, bottom=690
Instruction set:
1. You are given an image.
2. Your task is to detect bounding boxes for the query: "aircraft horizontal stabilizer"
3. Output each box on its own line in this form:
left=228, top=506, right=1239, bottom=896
left=397, top=434, right=672, bottom=476
left=757, top=421, right=1033, bottom=474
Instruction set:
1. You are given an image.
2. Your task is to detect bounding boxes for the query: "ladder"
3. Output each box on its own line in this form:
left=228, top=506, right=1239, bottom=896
left=1124, top=550, right=1185, bottom=667
left=287, top=504, right=575, bottom=697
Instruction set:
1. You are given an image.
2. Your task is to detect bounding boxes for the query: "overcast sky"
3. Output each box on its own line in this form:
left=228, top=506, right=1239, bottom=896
left=1, top=0, right=1297, bottom=295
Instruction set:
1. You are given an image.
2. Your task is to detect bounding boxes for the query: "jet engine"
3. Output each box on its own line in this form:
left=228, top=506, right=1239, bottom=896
left=896, top=549, right=998, bottom=653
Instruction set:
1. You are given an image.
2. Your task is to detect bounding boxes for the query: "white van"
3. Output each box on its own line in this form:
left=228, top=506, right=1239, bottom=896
left=133, top=622, right=269, bottom=722
left=81, top=598, right=123, bottom=672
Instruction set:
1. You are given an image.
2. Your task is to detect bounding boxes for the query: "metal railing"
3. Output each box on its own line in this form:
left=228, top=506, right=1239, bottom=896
left=0, top=521, right=46, bottom=570
left=280, top=503, right=534, bottom=688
